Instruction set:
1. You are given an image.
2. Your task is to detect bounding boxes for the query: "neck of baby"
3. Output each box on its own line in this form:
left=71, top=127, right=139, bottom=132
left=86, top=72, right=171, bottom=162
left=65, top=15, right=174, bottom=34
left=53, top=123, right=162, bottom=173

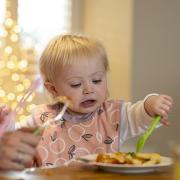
left=63, top=107, right=100, bottom=122
left=66, top=108, right=86, bottom=116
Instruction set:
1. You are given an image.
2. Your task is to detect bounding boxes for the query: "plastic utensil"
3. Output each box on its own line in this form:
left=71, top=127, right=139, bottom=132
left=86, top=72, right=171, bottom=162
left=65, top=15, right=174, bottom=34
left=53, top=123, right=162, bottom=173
left=136, top=115, right=161, bottom=153
left=0, top=78, right=41, bottom=137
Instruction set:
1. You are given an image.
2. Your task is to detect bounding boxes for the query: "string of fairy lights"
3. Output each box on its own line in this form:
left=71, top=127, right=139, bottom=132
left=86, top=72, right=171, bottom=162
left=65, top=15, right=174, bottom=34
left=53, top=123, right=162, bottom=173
left=0, top=0, right=37, bottom=121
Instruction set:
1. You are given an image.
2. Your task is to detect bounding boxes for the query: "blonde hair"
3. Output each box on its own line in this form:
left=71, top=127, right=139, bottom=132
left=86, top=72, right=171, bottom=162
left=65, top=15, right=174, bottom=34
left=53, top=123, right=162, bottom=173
left=39, top=34, right=109, bottom=84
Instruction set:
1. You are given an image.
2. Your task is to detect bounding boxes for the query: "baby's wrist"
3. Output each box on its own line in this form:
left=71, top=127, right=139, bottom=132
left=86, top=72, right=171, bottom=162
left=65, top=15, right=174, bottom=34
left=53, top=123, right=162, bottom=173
left=143, top=94, right=159, bottom=117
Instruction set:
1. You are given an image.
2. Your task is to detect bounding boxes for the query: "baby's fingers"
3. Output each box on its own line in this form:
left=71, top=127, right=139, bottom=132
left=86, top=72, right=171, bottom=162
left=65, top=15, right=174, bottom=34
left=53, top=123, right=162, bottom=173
left=160, top=104, right=171, bottom=114
left=156, top=107, right=168, bottom=120
left=160, top=118, right=170, bottom=127
left=162, top=94, right=173, bottom=102
left=161, top=95, right=173, bottom=108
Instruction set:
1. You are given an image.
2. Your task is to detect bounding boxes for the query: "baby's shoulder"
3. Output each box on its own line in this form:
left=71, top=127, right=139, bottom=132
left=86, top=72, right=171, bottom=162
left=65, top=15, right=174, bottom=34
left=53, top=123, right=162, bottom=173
left=33, top=104, right=52, bottom=113
left=32, top=104, right=57, bottom=125
left=103, top=99, right=123, bottom=110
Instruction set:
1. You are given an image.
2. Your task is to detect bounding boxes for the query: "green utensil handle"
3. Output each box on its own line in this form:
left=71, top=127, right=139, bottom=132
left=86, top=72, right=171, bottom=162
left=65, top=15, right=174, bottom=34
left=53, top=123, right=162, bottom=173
left=146, top=115, right=161, bottom=136
left=33, top=127, right=41, bottom=135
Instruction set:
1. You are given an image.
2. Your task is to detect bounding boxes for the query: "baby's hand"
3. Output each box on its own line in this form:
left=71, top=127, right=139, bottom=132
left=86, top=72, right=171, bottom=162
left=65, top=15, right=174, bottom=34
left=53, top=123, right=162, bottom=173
left=144, top=94, right=173, bottom=126
left=0, top=105, right=11, bottom=124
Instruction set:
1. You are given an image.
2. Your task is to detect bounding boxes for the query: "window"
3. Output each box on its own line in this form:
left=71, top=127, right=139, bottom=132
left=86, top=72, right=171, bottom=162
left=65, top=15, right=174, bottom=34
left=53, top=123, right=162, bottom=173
left=18, top=0, right=72, bottom=51
left=0, top=0, right=5, bottom=25
left=0, top=0, right=73, bottom=95
left=0, top=0, right=72, bottom=51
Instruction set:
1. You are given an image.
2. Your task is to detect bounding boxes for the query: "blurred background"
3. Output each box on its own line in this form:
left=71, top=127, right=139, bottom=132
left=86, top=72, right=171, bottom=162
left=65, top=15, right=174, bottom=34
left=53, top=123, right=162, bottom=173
left=0, top=0, right=179, bottom=155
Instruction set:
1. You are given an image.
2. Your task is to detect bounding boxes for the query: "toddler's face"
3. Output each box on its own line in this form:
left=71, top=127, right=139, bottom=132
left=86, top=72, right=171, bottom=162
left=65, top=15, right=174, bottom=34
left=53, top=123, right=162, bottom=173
left=54, top=58, right=108, bottom=115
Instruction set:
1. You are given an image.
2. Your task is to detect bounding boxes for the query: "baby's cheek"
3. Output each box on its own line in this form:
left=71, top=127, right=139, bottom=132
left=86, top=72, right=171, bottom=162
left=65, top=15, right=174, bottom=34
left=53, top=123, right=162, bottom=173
left=68, top=103, right=79, bottom=112
left=71, top=98, right=80, bottom=108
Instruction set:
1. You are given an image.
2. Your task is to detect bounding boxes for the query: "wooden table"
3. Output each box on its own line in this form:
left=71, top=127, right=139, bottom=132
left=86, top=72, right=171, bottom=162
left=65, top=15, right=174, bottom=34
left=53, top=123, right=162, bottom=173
left=0, top=164, right=174, bottom=180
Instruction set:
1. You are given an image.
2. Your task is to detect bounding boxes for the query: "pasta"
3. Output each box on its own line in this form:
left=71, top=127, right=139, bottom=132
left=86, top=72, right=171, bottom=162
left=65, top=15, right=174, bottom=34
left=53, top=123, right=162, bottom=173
left=96, top=152, right=161, bottom=165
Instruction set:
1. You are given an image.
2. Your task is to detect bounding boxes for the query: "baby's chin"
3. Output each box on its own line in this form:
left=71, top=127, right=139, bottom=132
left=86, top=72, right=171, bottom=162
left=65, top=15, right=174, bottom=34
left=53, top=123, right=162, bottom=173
left=79, top=106, right=100, bottom=114
left=66, top=108, right=86, bottom=116
left=68, top=106, right=98, bottom=115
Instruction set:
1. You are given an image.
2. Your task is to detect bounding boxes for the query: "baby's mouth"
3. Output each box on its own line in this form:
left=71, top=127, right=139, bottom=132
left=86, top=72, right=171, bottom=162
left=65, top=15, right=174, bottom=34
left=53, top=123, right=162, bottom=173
left=80, top=100, right=97, bottom=108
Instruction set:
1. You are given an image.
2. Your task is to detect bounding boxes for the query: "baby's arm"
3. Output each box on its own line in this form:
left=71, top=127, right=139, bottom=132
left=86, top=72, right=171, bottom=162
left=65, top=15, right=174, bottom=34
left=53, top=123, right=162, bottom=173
left=120, top=94, right=173, bottom=143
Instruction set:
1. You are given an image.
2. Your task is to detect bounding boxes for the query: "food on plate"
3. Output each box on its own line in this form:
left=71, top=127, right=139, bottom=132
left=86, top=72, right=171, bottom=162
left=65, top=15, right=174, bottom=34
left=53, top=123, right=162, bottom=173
left=96, top=152, right=161, bottom=165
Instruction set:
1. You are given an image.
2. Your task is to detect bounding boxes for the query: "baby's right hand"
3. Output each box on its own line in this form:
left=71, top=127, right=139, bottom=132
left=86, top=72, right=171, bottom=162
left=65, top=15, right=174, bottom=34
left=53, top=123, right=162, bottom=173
left=0, top=105, right=11, bottom=124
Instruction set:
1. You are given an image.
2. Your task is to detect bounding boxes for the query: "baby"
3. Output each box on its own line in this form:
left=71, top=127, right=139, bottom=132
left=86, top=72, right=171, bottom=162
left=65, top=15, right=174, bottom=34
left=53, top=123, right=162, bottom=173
left=0, top=34, right=173, bottom=168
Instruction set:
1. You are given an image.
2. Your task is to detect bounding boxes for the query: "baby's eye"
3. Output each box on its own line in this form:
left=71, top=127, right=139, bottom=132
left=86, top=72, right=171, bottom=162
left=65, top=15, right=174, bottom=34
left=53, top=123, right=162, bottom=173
left=70, top=83, right=81, bottom=88
left=92, top=79, right=102, bottom=84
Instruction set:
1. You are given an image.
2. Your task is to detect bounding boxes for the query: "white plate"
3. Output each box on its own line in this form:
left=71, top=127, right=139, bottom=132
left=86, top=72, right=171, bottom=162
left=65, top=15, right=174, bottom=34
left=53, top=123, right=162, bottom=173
left=77, top=154, right=173, bottom=174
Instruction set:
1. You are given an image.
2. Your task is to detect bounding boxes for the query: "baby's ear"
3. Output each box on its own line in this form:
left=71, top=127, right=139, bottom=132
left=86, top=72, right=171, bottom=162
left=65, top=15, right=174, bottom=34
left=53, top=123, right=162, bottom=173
left=44, top=82, right=59, bottom=97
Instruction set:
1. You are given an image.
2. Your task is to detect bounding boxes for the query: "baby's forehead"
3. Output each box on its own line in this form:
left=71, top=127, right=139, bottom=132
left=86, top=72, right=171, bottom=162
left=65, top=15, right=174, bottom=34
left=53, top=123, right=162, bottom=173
left=60, top=66, right=104, bottom=81
left=64, top=72, right=105, bottom=83
left=64, top=58, right=105, bottom=72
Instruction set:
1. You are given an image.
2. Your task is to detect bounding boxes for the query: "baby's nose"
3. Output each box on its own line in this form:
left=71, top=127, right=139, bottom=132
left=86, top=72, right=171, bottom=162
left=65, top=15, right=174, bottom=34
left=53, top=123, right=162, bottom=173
left=83, top=83, right=93, bottom=94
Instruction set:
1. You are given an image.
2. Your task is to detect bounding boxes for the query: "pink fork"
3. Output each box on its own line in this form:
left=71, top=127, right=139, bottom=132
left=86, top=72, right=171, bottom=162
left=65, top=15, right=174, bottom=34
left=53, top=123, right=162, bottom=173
left=0, top=78, right=41, bottom=136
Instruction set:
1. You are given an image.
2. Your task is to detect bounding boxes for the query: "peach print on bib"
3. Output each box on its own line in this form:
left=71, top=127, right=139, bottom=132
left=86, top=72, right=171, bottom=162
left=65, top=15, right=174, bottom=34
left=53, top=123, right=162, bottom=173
left=33, top=100, right=122, bottom=167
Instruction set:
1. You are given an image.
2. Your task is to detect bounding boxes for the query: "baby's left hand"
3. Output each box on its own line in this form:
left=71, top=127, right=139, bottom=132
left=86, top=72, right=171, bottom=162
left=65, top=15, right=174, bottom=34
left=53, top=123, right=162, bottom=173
left=144, top=94, right=173, bottom=126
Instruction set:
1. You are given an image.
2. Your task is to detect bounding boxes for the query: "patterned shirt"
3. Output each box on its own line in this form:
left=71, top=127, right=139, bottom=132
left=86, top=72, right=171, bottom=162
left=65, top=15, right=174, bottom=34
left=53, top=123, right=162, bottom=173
left=13, top=97, right=155, bottom=167
left=33, top=100, right=122, bottom=167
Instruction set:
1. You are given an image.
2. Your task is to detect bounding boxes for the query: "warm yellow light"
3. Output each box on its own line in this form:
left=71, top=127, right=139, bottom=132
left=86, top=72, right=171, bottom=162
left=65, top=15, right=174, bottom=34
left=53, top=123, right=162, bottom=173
left=11, top=102, right=17, bottom=109
left=7, top=61, right=15, bottom=69
left=20, top=67, right=28, bottom=72
left=24, top=37, right=34, bottom=47
left=1, top=69, right=10, bottom=76
left=5, top=46, right=13, bottom=54
left=6, top=11, right=11, bottom=18
left=19, top=115, right=27, bottom=121
left=19, top=59, right=28, bottom=69
left=0, top=79, right=3, bottom=85
left=11, top=73, right=20, bottom=81
left=23, top=79, right=31, bottom=88
left=0, top=61, right=5, bottom=69
left=27, top=94, right=33, bottom=102
left=0, top=2, right=37, bottom=121
left=13, top=25, right=21, bottom=33
left=7, top=93, right=15, bottom=101
left=16, top=84, right=25, bottom=92
left=17, top=109, right=23, bottom=115
left=10, top=34, right=18, bottom=42
left=10, top=55, right=18, bottom=61
left=5, top=18, right=13, bottom=27
left=6, top=1, right=10, bottom=8
left=0, top=29, right=8, bottom=37
left=26, top=104, right=36, bottom=112
left=0, top=89, right=5, bottom=97
left=17, top=94, right=23, bottom=102
left=0, top=95, right=8, bottom=103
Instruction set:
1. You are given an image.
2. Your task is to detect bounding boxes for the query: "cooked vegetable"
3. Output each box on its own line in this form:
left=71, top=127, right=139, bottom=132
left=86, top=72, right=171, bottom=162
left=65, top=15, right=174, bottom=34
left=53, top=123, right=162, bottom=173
left=96, top=152, right=161, bottom=165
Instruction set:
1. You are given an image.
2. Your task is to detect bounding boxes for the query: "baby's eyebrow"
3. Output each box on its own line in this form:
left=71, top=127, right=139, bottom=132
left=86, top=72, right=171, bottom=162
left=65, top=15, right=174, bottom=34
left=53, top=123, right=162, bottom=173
left=65, top=76, right=82, bottom=82
left=65, top=71, right=105, bottom=82
left=91, top=71, right=105, bottom=76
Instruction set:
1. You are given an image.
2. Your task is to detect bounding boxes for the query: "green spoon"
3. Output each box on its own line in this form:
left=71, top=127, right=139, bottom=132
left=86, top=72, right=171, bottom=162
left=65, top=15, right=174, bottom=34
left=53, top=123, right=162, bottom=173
left=136, top=115, right=161, bottom=153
